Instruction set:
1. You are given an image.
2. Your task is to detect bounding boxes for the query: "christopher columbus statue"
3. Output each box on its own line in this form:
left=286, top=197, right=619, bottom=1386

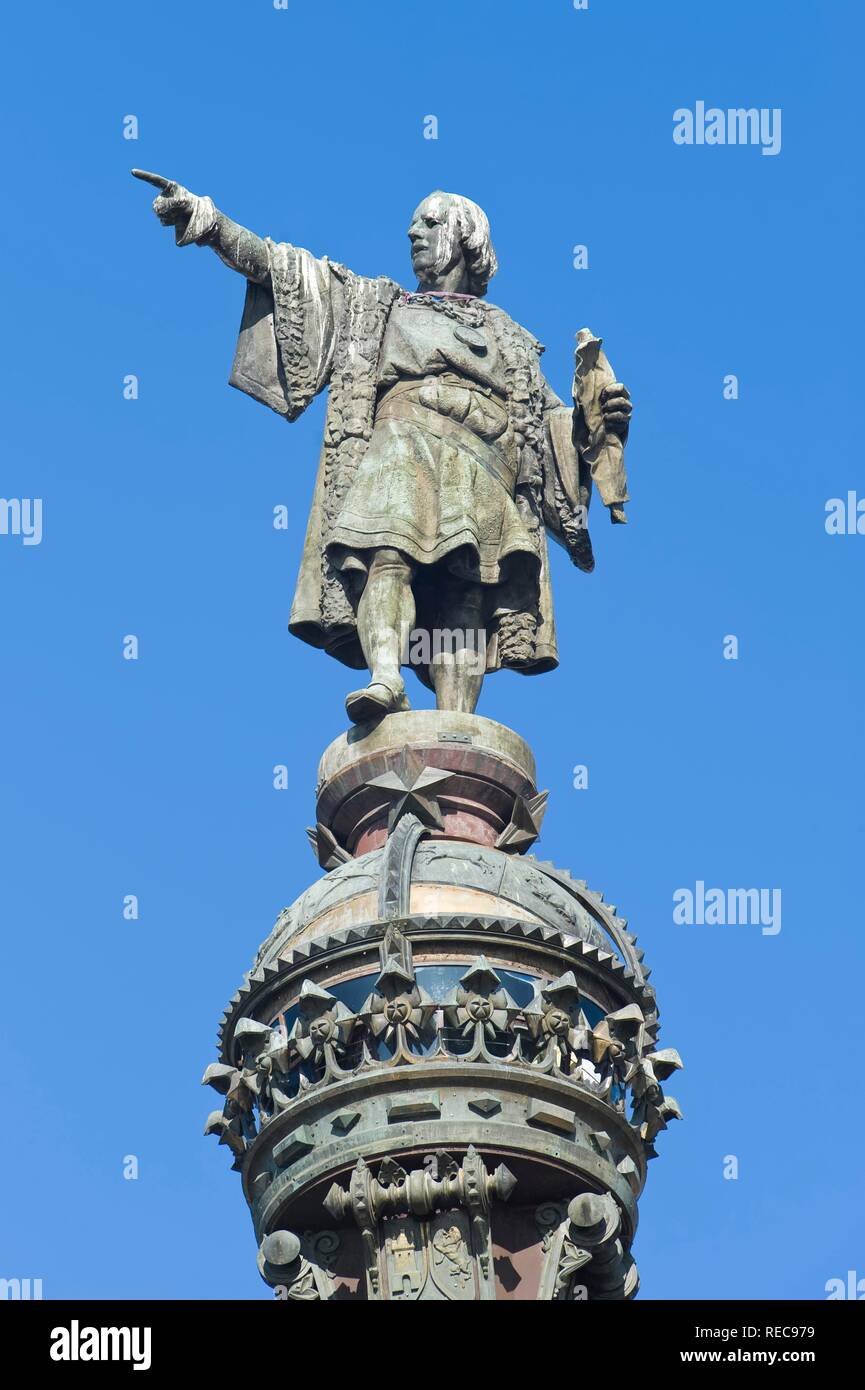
left=133, top=172, right=632, bottom=723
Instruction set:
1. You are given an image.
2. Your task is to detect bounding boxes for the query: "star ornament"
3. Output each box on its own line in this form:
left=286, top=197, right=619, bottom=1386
left=366, top=750, right=451, bottom=831
left=306, top=822, right=352, bottom=870
left=495, top=790, right=549, bottom=852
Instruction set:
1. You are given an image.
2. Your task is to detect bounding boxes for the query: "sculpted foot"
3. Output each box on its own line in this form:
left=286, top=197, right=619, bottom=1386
left=345, top=678, right=410, bottom=725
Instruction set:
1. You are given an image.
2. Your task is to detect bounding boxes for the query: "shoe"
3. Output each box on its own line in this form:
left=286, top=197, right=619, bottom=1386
left=345, top=679, right=410, bottom=725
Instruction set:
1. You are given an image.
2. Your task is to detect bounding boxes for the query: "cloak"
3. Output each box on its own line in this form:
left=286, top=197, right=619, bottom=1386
left=228, top=241, right=615, bottom=676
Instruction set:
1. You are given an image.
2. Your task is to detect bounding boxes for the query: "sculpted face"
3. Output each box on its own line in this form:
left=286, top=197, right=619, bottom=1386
left=408, top=193, right=462, bottom=288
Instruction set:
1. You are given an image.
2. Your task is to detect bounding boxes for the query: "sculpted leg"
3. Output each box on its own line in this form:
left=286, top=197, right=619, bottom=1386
left=429, top=581, right=487, bottom=714
left=346, top=548, right=416, bottom=724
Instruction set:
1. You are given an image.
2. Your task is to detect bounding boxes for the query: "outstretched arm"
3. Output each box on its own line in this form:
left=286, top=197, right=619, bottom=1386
left=131, top=170, right=270, bottom=285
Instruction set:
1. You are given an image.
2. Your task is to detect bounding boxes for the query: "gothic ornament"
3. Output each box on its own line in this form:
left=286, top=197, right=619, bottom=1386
left=324, top=1148, right=514, bottom=1300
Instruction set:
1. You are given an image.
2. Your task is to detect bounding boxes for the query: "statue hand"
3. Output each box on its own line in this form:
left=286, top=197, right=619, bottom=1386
left=600, top=382, right=632, bottom=438
left=131, top=168, right=198, bottom=243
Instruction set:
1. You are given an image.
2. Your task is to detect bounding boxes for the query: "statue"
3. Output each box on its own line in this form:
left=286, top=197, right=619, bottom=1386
left=132, top=171, right=633, bottom=723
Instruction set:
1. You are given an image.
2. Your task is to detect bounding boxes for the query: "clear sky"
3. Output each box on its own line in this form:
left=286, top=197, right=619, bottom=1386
left=1, top=0, right=862, bottom=1300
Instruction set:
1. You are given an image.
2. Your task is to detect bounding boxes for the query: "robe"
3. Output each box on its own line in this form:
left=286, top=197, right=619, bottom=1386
left=228, top=240, right=627, bottom=677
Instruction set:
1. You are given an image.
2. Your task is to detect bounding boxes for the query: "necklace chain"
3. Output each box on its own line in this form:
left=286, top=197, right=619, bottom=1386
left=400, top=291, right=486, bottom=328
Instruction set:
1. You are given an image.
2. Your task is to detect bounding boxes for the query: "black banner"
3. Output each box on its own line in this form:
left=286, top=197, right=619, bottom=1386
left=5, top=1298, right=860, bottom=1375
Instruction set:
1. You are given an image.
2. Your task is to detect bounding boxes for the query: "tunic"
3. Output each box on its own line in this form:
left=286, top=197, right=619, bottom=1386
left=327, top=298, right=539, bottom=591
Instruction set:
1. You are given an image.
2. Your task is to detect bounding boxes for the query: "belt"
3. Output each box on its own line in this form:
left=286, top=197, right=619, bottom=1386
left=375, top=394, right=515, bottom=496
left=379, top=372, right=504, bottom=403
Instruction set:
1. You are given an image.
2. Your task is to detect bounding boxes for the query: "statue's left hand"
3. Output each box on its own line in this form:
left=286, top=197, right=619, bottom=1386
left=600, top=383, right=632, bottom=438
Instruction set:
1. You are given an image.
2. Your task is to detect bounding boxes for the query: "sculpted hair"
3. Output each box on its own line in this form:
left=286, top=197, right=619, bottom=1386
left=432, top=191, right=498, bottom=297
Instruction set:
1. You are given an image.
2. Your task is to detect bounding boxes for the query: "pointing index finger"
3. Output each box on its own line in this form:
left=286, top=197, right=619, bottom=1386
left=131, top=168, right=176, bottom=193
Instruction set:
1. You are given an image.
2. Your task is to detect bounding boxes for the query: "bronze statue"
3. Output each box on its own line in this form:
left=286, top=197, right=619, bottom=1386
left=133, top=172, right=632, bottom=722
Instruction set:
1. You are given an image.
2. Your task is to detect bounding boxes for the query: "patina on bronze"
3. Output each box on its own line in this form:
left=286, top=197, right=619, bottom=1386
left=133, top=172, right=632, bottom=723
left=134, top=172, right=681, bottom=1299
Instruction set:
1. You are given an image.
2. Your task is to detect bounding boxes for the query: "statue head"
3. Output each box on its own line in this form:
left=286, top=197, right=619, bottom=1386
left=408, top=191, right=498, bottom=297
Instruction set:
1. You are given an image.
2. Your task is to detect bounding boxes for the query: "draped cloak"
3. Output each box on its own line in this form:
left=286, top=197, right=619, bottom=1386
left=228, top=240, right=625, bottom=678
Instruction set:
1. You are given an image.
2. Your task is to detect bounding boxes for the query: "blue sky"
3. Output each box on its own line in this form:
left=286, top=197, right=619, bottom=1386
left=1, top=0, right=862, bottom=1299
